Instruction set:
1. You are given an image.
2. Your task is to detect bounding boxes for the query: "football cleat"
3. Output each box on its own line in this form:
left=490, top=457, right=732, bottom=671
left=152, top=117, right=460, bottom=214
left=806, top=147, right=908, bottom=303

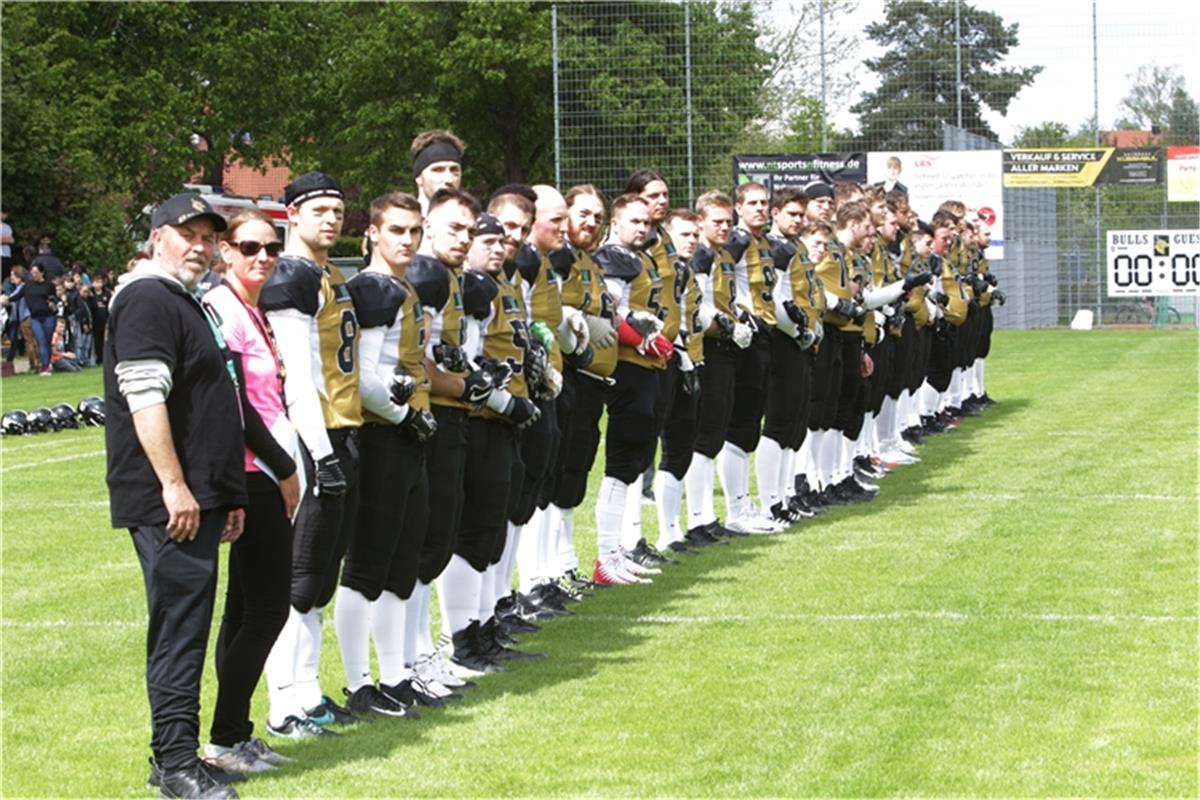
left=592, top=555, right=636, bottom=586
left=343, top=685, right=417, bottom=719
left=203, top=742, right=275, bottom=775
left=306, top=695, right=361, bottom=726
left=265, top=715, right=339, bottom=740
left=618, top=548, right=662, bottom=575
left=632, top=538, right=679, bottom=566
left=725, top=514, right=784, bottom=535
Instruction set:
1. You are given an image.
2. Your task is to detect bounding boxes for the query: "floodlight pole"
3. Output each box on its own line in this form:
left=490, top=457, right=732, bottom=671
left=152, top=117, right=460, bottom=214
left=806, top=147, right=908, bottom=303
left=685, top=0, right=696, bottom=205
left=1092, top=0, right=1103, bottom=326
left=955, top=0, right=963, bottom=129
left=552, top=4, right=562, bottom=189
left=820, top=0, right=828, bottom=151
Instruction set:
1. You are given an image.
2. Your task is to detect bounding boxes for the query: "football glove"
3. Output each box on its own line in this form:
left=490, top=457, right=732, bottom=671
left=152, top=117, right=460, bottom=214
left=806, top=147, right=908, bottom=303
left=315, top=455, right=347, bottom=496
left=933, top=292, right=950, bottom=308
left=638, top=333, right=674, bottom=360
left=903, top=272, right=935, bottom=292
left=731, top=321, right=753, bottom=349
left=714, top=313, right=736, bottom=339
left=626, top=310, right=663, bottom=338
left=487, top=390, right=541, bottom=430
left=832, top=297, right=866, bottom=323
left=389, top=367, right=417, bottom=407
left=993, top=289, right=1007, bottom=306
left=525, top=339, right=550, bottom=390
left=586, top=314, right=617, bottom=349
left=796, top=326, right=817, bottom=351
left=458, top=369, right=495, bottom=405
left=782, top=300, right=808, bottom=330
left=432, top=343, right=469, bottom=373
left=400, top=407, right=437, bottom=443
left=564, top=343, right=595, bottom=371
left=477, top=357, right=514, bottom=391
left=533, top=362, right=564, bottom=400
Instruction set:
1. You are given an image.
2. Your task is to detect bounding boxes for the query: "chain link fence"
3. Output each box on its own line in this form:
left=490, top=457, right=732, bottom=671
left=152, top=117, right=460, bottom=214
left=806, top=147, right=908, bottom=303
left=552, top=0, right=1199, bottom=329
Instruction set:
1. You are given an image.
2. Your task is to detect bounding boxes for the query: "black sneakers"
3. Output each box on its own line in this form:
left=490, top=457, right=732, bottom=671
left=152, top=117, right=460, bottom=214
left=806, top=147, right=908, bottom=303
left=632, top=538, right=680, bottom=566
left=151, top=760, right=240, bottom=799
left=305, top=695, right=361, bottom=726
left=478, top=617, right=546, bottom=661
left=343, top=685, right=418, bottom=720
left=451, top=622, right=509, bottom=675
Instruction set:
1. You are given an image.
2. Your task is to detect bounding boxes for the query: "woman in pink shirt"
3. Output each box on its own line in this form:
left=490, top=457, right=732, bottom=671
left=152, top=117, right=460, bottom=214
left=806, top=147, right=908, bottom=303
left=202, top=209, right=301, bottom=775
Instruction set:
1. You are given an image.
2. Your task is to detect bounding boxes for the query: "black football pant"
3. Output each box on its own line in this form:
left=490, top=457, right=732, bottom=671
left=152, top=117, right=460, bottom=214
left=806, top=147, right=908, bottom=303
left=211, top=473, right=291, bottom=748
left=510, top=397, right=558, bottom=526
left=927, top=324, right=958, bottom=393
left=725, top=330, right=771, bottom=454
left=291, top=428, right=359, bottom=613
left=605, top=361, right=661, bottom=484
left=808, top=326, right=846, bottom=431
left=693, top=338, right=737, bottom=458
left=833, top=330, right=866, bottom=440
left=551, top=372, right=608, bottom=510
left=540, top=369, right=578, bottom=509
left=659, top=362, right=700, bottom=481
left=343, top=423, right=428, bottom=601
left=763, top=328, right=813, bottom=451
left=419, top=405, right=468, bottom=583
left=132, top=508, right=228, bottom=770
left=459, top=417, right=522, bottom=571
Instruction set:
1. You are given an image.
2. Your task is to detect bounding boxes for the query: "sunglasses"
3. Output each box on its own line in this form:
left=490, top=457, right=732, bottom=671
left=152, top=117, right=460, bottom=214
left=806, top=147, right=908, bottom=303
left=231, top=240, right=284, bottom=258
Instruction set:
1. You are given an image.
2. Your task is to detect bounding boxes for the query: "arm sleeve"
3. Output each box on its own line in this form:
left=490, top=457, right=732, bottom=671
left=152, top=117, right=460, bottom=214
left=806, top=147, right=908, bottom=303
left=862, top=280, right=905, bottom=309
left=115, top=358, right=172, bottom=412
left=232, top=353, right=296, bottom=478
left=357, top=324, right=408, bottom=425
left=267, top=309, right=333, bottom=461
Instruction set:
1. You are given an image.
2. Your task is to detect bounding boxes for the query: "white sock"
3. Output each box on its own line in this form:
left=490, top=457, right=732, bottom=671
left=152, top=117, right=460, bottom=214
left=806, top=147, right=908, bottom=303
left=878, top=397, right=896, bottom=450
left=595, top=476, right=627, bottom=555
left=478, top=563, right=499, bottom=621
left=856, top=414, right=872, bottom=459
left=498, top=521, right=519, bottom=598
left=265, top=607, right=303, bottom=727
left=439, top=555, right=483, bottom=636
left=403, top=588, right=423, bottom=666
left=294, top=608, right=324, bottom=710
left=756, top=436, right=784, bottom=511
left=515, top=517, right=538, bottom=594
left=797, top=432, right=816, bottom=490
left=684, top=454, right=715, bottom=528
left=334, top=586, right=374, bottom=691
left=539, top=505, right=560, bottom=581
left=718, top=442, right=751, bottom=521
left=416, top=582, right=435, bottom=658
left=654, top=470, right=683, bottom=549
left=781, top=448, right=796, bottom=501
left=977, top=358, right=986, bottom=394
left=620, top=474, right=644, bottom=552
left=554, top=505, right=578, bottom=574
left=372, top=591, right=408, bottom=687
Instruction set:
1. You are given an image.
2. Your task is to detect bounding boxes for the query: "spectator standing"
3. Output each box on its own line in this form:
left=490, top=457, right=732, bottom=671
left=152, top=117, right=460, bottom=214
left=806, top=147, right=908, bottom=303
left=103, top=192, right=246, bottom=799
left=1, top=210, right=13, bottom=282
left=32, top=236, right=65, bottom=281
left=200, top=209, right=301, bottom=774
left=23, top=264, right=57, bottom=375
left=91, top=273, right=111, bottom=364
left=76, top=283, right=95, bottom=366
left=1, top=266, right=40, bottom=371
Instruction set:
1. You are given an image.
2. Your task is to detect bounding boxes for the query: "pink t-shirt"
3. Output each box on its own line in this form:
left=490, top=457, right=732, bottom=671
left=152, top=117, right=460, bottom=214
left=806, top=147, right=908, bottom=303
left=204, top=283, right=288, bottom=474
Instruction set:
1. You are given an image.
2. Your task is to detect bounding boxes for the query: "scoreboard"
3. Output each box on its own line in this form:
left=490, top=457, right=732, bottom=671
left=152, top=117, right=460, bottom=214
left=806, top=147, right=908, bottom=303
left=1106, top=230, right=1200, bottom=297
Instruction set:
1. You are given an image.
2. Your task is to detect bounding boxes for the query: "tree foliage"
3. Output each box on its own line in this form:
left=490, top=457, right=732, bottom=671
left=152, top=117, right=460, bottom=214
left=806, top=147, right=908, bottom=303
left=1115, top=64, right=1199, bottom=145
left=850, top=0, right=1041, bottom=150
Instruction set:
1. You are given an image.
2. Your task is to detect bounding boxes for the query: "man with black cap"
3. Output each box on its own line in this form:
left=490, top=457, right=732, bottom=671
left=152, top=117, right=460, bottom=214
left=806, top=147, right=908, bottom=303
left=411, top=129, right=466, bottom=214
left=104, top=192, right=246, bottom=798
left=259, top=171, right=364, bottom=737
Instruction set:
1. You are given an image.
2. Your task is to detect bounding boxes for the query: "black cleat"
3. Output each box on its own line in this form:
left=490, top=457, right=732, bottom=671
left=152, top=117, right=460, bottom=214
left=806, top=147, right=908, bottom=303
left=499, top=610, right=541, bottom=635
left=667, top=540, right=699, bottom=555
left=820, top=485, right=850, bottom=506
left=451, top=622, right=509, bottom=675
left=305, top=694, right=361, bottom=726
left=380, top=678, right=443, bottom=710
left=477, top=618, right=545, bottom=661
left=344, top=685, right=419, bottom=719
left=149, top=758, right=246, bottom=791
left=632, top=538, right=680, bottom=566
left=155, top=762, right=240, bottom=799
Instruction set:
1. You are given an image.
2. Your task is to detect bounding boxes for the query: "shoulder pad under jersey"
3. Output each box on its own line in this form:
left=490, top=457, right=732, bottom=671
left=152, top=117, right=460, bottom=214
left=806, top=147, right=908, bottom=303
left=515, top=243, right=543, bottom=284
left=548, top=244, right=576, bottom=280
left=690, top=244, right=716, bottom=275
left=346, top=271, right=406, bottom=329
left=768, top=235, right=797, bottom=270
left=593, top=245, right=642, bottom=280
left=725, top=228, right=751, bottom=262
left=460, top=270, right=499, bottom=320
left=259, top=255, right=323, bottom=315
left=407, top=255, right=451, bottom=312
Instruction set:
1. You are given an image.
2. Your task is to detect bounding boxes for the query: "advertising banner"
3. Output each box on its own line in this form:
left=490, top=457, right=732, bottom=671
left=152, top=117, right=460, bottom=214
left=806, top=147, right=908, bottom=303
left=732, top=153, right=866, bottom=201
left=867, top=150, right=1005, bottom=259
left=1003, top=147, right=1162, bottom=188
left=1106, top=229, right=1200, bottom=297
left=1167, top=146, right=1200, bottom=203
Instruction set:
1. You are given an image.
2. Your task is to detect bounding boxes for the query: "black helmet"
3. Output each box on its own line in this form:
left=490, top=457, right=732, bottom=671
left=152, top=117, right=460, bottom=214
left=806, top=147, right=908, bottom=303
left=78, top=396, right=106, bottom=427
left=1, top=409, right=29, bottom=436
left=28, top=406, right=56, bottom=433
left=52, top=403, right=79, bottom=430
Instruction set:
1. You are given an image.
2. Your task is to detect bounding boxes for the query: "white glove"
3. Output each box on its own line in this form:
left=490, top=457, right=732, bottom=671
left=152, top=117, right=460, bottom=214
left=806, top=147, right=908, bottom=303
left=586, top=315, right=616, bottom=349
left=543, top=362, right=564, bottom=399
left=731, top=321, right=753, bottom=349
left=813, top=320, right=825, bottom=345
left=558, top=308, right=590, bottom=355
left=678, top=351, right=695, bottom=372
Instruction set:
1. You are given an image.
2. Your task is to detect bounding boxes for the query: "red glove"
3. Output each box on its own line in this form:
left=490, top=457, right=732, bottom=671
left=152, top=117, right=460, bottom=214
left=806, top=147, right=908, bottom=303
left=617, top=318, right=646, bottom=348
left=860, top=351, right=874, bottom=378
left=643, top=334, right=674, bottom=360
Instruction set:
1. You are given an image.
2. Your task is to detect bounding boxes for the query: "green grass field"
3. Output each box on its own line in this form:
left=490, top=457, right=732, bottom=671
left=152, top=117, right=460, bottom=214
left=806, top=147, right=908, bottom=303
left=2, top=329, right=1197, bottom=798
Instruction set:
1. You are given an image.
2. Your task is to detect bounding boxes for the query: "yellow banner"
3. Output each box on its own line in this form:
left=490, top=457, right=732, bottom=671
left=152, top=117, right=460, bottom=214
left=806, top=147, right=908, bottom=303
left=1003, top=148, right=1114, bottom=188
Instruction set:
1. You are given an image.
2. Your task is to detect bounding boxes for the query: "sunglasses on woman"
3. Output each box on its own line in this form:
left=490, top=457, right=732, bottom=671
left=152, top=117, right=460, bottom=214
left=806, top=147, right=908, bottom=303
left=232, top=240, right=284, bottom=258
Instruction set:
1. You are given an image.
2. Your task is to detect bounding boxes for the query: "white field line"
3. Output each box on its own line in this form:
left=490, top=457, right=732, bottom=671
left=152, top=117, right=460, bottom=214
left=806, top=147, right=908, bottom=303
left=596, top=611, right=1199, bottom=626
left=895, top=492, right=1196, bottom=504
left=2, top=436, right=99, bottom=453
left=0, top=448, right=106, bottom=472
left=6, top=609, right=1196, bottom=630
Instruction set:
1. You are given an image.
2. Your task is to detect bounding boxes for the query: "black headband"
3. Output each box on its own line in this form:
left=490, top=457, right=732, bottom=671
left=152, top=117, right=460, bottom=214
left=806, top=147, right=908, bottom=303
left=475, top=213, right=504, bottom=237
left=413, top=142, right=462, bottom=178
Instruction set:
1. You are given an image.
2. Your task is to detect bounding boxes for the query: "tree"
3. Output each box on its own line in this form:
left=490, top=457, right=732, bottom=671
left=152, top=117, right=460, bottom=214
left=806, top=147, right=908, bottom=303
left=1010, top=121, right=1088, bottom=148
left=850, top=0, right=1041, bottom=150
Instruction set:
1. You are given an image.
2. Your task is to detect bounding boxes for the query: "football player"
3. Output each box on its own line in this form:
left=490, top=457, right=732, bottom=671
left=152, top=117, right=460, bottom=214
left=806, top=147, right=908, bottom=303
left=410, top=130, right=465, bottom=214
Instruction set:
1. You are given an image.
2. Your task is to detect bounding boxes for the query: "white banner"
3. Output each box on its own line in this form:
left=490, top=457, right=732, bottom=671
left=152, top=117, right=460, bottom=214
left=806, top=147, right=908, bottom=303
left=867, top=151, right=1005, bottom=260
left=1106, top=230, right=1200, bottom=297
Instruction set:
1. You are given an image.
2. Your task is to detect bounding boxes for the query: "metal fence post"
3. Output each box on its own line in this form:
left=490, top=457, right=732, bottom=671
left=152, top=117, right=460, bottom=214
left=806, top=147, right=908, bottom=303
left=552, top=4, right=562, bottom=189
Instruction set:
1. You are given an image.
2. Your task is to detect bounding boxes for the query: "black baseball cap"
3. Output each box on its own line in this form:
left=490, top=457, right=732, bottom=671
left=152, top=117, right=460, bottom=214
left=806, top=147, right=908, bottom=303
left=151, top=193, right=228, bottom=232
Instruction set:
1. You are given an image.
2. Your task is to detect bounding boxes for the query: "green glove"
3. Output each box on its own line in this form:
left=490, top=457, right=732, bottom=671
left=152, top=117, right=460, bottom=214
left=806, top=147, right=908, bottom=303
left=529, top=320, right=556, bottom=351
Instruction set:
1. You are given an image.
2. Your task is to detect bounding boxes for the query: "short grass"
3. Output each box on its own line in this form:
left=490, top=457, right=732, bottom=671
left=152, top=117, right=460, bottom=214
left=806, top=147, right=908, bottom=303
left=2, top=329, right=1197, bottom=798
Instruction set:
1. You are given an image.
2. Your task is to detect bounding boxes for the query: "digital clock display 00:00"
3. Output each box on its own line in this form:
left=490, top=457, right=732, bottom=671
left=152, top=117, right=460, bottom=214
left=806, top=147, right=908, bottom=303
left=1111, top=253, right=1200, bottom=289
